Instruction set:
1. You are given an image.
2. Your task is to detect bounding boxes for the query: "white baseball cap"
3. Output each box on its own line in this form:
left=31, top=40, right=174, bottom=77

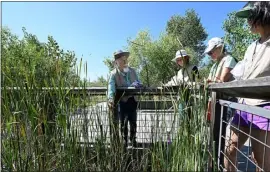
left=171, top=49, right=189, bottom=63
left=204, top=37, right=224, bottom=54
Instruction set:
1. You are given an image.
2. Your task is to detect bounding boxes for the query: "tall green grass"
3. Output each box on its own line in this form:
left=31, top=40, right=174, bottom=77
left=1, top=61, right=215, bottom=171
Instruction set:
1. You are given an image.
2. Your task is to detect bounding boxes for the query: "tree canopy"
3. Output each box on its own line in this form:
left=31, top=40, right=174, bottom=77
left=222, top=11, right=259, bottom=60
left=103, top=9, right=208, bottom=86
left=1, top=27, right=81, bottom=87
left=2, top=8, right=258, bottom=88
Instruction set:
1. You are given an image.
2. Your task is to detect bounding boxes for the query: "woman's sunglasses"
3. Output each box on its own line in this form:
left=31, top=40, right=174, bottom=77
left=207, top=46, right=217, bottom=56
left=208, top=50, right=214, bottom=56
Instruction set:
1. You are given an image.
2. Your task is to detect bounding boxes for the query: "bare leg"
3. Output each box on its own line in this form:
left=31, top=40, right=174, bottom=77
left=250, top=129, right=270, bottom=172
left=224, top=125, right=249, bottom=172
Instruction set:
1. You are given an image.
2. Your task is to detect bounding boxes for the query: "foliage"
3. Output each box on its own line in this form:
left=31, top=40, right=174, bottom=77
left=129, top=31, right=201, bottom=86
left=103, top=57, right=115, bottom=72
left=87, top=76, right=107, bottom=87
left=198, top=64, right=213, bottom=80
left=166, top=9, right=208, bottom=59
left=1, top=62, right=211, bottom=171
left=222, top=11, right=259, bottom=60
left=1, top=16, right=212, bottom=172
left=104, top=31, right=201, bottom=86
left=103, top=9, right=208, bottom=86
left=1, top=27, right=81, bottom=87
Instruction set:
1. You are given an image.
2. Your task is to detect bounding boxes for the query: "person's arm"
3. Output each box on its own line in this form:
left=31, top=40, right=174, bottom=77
left=207, top=65, right=214, bottom=83
left=219, top=56, right=237, bottom=82
left=107, top=73, right=116, bottom=101
left=165, top=70, right=181, bottom=86
left=219, top=67, right=233, bottom=82
left=165, top=76, right=177, bottom=86
left=130, top=68, right=144, bottom=87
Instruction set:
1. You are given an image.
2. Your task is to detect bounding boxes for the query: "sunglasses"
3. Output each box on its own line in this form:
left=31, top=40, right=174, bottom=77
left=207, top=46, right=217, bottom=56
left=208, top=50, right=214, bottom=56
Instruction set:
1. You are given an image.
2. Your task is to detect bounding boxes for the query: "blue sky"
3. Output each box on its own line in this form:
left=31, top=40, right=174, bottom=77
left=2, top=1, right=245, bottom=81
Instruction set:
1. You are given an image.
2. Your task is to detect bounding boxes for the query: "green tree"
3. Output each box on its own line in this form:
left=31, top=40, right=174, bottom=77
left=222, top=11, right=259, bottom=60
left=130, top=31, right=199, bottom=86
left=166, top=9, right=208, bottom=59
left=1, top=26, right=81, bottom=87
left=103, top=57, right=115, bottom=72
left=87, top=76, right=107, bottom=87
left=103, top=9, right=208, bottom=86
left=103, top=29, right=201, bottom=86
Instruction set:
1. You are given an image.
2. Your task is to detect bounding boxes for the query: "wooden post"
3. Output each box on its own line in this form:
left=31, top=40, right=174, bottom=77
left=208, top=91, right=228, bottom=171
left=208, top=91, right=216, bottom=172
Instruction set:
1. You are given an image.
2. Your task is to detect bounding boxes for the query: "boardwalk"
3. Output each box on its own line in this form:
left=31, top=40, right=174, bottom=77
left=70, top=102, right=178, bottom=144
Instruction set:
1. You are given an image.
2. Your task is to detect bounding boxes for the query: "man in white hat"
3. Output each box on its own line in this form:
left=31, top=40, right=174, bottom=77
left=165, top=49, right=199, bottom=86
left=107, top=50, right=142, bottom=148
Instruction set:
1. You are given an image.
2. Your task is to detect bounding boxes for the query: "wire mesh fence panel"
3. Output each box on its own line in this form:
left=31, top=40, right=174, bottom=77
left=68, top=90, right=180, bottom=146
left=218, top=100, right=270, bottom=172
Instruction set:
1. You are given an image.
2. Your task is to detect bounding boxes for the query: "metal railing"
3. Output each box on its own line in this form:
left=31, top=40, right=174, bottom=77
left=68, top=86, right=188, bottom=147
left=2, top=84, right=203, bottom=147
left=208, top=76, right=270, bottom=172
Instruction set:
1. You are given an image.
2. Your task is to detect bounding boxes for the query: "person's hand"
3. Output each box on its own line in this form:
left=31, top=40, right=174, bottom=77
left=130, top=80, right=143, bottom=88
left=108, top=99, right=114, bottom=109
left=206, top=79, right=212, bottom=84
left=162, top=83, right=170, bottom=87
left=206, top=100, right=211, bottom=122
left=203, top=78, right=212, bottom=90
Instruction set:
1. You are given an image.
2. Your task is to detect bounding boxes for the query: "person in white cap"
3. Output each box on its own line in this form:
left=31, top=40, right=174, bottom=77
left=165, top=49, right=199, bottom=86
left=205, top=37, right=237, bottom=83
left=204, top=37, right=238, bottom=165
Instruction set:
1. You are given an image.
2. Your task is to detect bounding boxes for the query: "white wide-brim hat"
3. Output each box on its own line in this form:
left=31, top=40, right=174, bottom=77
left=114, top=50, right=130, bottom=60
left=171, top=49, right=190, bottom=63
